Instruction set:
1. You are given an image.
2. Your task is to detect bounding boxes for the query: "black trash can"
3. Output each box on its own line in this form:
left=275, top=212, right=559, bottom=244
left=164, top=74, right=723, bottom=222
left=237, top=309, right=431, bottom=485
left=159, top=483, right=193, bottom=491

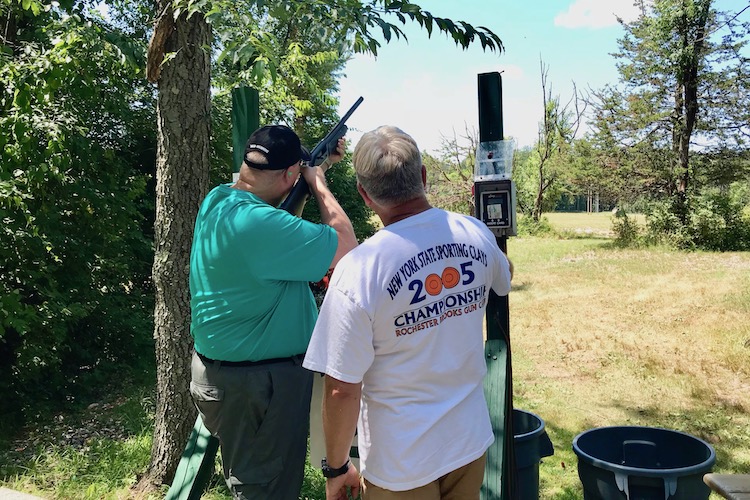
left=573, top=426, right=716, bottom=500
left=514, top=409, right=555, bottom=500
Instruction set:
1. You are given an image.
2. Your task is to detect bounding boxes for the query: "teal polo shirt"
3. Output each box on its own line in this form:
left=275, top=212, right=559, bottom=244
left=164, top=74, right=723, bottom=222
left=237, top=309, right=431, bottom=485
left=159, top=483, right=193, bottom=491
left=189, top=184, right=337, bottom=361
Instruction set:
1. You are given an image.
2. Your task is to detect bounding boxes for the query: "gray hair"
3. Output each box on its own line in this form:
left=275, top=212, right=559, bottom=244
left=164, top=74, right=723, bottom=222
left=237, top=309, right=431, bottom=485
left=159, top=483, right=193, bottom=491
left=352, top=126, right=424, bottom=205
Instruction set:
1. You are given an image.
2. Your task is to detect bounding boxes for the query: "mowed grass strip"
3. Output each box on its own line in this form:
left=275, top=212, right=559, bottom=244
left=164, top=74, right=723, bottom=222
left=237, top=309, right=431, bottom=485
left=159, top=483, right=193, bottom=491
left=506, top=217, right=750, bottom=499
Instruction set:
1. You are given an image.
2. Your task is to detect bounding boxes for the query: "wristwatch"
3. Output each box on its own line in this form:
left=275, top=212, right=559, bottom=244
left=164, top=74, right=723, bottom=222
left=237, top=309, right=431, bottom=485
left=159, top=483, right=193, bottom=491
left=321, top=458, right=350, bottom=478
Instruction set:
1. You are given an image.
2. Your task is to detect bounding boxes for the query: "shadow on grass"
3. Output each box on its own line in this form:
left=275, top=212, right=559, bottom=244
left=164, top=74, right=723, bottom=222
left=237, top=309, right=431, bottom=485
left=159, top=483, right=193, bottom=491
left=536, top=416, right=584, bottom=499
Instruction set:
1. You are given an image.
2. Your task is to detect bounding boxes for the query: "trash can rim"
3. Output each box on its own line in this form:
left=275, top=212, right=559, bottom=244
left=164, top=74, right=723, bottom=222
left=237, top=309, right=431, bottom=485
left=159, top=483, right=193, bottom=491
left=572, top=425, right=716, bottom=478
left=513, top=408, right=546, bottom=442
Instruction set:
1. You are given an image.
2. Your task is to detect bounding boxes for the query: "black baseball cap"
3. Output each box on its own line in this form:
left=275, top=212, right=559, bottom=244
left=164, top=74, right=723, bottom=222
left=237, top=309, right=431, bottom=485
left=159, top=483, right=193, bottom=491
left=244, top=125, right=311, bottom=170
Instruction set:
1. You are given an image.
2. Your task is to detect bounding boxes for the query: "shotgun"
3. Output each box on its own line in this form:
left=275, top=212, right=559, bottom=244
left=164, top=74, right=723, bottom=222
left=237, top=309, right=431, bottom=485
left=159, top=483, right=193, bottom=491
left=280, top=97, right=364, bottom=216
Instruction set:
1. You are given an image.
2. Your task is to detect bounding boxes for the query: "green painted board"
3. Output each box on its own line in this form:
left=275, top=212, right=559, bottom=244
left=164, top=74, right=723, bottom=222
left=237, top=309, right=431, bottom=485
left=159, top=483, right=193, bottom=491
left=482, top=338, right=509, bottom=500
left=165, top=415, right=220, bottom=500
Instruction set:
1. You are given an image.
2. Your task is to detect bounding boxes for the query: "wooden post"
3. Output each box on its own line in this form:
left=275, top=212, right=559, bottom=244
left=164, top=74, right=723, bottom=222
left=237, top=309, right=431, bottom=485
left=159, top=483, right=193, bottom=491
left=232, top=86, right=260, bottom=179
left=477, top=72, right=516, bottom=500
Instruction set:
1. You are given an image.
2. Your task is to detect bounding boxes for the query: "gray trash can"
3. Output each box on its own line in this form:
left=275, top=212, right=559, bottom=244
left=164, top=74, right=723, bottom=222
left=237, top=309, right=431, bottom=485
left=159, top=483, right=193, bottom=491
left=573, top=426, right=715, bottom=499
left=514, top=409, right=554, bottom=499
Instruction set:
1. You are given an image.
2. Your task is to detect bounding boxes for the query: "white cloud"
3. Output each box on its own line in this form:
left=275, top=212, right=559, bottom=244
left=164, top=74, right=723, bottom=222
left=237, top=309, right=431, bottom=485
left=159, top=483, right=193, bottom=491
left=555, top=0, right=644, bottom=29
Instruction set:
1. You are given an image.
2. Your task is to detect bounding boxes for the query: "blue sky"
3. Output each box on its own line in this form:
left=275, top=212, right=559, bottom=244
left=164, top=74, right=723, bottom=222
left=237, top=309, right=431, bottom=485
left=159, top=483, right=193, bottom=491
left=336, top=0, right=748, bottom=153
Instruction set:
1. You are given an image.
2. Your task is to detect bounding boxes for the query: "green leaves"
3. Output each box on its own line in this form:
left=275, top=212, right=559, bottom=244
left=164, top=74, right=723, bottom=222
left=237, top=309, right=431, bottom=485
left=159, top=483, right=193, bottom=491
left=379, top=1, right=504, bottom=54
left=585, top=0, right=750, bottom=245
left=18, top=0, right=43, bottom=16
left=205, top=0, right=504, bottom=87
left=0, top=4, right=155, bottom=423
left=594, top=2, right=748, bottom=163
left=103, top=29, right=146, bottom=71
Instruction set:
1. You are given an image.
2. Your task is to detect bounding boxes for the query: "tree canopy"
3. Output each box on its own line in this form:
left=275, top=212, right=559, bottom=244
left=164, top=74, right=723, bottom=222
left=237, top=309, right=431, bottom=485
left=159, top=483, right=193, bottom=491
left=589, top=0, right=750, bottom=204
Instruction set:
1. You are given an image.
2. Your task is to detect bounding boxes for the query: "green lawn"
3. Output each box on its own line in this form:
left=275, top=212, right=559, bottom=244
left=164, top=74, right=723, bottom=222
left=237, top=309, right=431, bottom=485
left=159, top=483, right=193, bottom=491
left=508, top=213, right=750, bottom=499
left=542, top=210, right=646, bottom=237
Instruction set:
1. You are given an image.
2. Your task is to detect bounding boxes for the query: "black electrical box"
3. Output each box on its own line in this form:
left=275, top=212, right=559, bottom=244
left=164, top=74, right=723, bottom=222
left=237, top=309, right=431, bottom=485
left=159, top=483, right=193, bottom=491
left=474, top=179, right=517, bottom=237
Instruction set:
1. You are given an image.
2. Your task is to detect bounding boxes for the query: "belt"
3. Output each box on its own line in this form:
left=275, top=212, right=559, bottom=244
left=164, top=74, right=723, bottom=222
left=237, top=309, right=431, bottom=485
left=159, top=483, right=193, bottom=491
left=196, top=351, right=304, bottom=368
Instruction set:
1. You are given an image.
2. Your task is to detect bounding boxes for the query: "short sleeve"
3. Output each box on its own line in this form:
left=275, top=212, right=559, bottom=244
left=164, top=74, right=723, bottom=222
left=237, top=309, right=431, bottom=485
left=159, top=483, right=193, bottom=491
left=303, top=286, right=374, bottom=383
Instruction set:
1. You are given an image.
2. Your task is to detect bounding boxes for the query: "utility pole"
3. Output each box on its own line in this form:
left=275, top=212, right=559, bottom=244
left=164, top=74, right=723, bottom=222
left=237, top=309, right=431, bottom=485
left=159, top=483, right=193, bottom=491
left=476, top=71, right=517, bottom=500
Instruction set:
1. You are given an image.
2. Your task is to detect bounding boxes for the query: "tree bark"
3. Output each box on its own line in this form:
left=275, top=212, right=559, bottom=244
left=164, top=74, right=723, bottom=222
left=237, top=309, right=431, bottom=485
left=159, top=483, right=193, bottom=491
left=677, top=0, right=710, bottom=196
left=673, top=0, right=710, bottom=222
left=138, top=3, right=211, bottom=490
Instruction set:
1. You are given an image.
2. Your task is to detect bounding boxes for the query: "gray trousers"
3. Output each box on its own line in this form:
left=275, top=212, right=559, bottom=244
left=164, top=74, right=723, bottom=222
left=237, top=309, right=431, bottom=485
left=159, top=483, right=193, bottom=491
left=190, top=351, right=313, bottom=500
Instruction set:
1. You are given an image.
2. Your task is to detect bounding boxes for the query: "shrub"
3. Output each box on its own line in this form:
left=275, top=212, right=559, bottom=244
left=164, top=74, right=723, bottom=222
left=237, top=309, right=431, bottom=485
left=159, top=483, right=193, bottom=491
left=611, top=208, right=643, bottom=247
left=517, top=214, right=555, bottom=236
left=0, top=11, right=156, bottom=432
left=642, top=185, right=750, bottom=251
left=688, top=188, right=750, bottom=251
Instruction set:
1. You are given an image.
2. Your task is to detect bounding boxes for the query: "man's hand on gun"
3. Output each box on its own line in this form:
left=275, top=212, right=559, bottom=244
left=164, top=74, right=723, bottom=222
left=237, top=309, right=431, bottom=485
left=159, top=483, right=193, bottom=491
left=302, top=138, right=345, bottom=186
left=323, top=137, right=346, bottom=171
left=280, top=97, right=362, bottom=216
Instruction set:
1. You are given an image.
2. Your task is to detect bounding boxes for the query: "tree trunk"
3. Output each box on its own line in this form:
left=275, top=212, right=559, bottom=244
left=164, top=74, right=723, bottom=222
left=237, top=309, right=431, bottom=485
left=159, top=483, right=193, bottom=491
left=533, top=167, right=544, bottom=222
left=138, top=4, right=211, bottom=491
left=673, top=0, right=710, bottom=224
left=678, top=0, right=710, bottom=195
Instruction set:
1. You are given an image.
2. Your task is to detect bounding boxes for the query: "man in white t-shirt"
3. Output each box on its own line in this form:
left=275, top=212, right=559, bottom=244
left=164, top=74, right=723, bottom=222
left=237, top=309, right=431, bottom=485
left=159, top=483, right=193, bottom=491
left=303, top=126, right=513, bottom=500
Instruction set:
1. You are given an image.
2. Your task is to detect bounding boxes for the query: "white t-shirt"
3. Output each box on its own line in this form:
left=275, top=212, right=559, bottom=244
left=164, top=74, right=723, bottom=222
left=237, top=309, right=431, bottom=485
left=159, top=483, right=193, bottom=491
left=303, top=208, right=512, bottom=491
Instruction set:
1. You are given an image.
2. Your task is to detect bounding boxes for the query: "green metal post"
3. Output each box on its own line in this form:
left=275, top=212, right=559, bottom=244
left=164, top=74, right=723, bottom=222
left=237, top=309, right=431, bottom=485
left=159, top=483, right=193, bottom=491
left=166, top=86, right=260, bottom=500
left=478, top=72, right=516, bottom=500
left=232, top=86, right=260, bottom=175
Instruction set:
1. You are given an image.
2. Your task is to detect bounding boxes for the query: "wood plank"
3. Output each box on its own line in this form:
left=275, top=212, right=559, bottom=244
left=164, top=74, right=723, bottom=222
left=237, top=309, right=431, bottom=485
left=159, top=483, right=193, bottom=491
left=482, top=338, right=509, bottom=500
left=165, top=415, right=220, bottom=500
left=704, top=473, right=750, bottom=500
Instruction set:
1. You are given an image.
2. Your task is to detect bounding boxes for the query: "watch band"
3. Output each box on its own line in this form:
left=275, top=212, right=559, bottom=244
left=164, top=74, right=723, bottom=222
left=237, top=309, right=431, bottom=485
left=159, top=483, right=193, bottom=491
left=321, top=458, right=350, bottom=478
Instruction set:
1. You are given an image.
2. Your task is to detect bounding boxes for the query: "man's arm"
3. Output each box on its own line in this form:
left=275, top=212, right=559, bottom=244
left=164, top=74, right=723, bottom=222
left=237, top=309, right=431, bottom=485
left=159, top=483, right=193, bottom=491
left=322, top=375, right=361, bottom=500
left=505, top=253, right=514, bottom=280
left=302, top=164, right=357, bottom=269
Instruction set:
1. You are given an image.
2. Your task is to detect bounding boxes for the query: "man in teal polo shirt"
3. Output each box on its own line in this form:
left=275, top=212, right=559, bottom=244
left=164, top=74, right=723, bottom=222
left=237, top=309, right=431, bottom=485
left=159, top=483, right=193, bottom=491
left=189, top=125, right=357, bottom=500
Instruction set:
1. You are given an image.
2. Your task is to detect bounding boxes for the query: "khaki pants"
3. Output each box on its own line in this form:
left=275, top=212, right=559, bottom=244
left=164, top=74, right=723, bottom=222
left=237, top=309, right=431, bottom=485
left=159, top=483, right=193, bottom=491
left=362, top=453, right=487, bottom=500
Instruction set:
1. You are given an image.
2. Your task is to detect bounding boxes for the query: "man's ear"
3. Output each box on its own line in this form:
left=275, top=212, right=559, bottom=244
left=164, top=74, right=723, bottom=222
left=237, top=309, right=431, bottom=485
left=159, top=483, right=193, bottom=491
left=421, top=165, right=427, bottom=187
left=283, top=168, right=295, bottom=185
left=357, top=182, right=373, bottom=208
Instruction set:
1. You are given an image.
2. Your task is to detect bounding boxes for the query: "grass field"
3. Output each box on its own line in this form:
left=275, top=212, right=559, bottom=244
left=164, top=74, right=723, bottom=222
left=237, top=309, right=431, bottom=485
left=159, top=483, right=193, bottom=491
left=508, top=215, right=750, bottom=498
left=1, top=212, right=748, bottom=499
left=545, top=211, right=618, bottom=233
